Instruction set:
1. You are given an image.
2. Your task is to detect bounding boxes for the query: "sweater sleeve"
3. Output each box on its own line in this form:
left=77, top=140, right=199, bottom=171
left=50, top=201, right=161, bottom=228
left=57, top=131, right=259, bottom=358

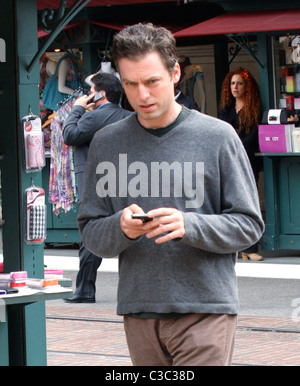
left=77, top=136, right=139, bottom=258
left=181, top=134, right=264, bottom=254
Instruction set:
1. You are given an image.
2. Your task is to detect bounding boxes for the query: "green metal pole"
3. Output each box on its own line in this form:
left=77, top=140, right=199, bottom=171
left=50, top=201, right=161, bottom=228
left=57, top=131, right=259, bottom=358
left=16, top=0, right=47, bottom=366
left=0, top=0, right=46, bottom=365
left=214, top=40, right=229, bottom=108
left=257, top=33, right=275, bottom=111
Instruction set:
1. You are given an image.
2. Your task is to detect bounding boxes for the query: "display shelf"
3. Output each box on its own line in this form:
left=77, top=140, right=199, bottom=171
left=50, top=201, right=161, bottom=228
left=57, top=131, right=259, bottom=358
left=257, top=152, right=300, bottom=156
left=282, top=64, right=300, bottom=68
left=0, top=286, right=72, bottom=305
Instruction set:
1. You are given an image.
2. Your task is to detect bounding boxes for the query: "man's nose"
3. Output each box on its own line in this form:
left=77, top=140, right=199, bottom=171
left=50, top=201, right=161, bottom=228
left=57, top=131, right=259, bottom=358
left=138, top=84, right=150, bottom=101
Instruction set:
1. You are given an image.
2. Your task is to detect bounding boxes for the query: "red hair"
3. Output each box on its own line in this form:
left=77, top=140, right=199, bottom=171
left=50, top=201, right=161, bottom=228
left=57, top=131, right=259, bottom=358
left=219, top=67, right=262, bottom=134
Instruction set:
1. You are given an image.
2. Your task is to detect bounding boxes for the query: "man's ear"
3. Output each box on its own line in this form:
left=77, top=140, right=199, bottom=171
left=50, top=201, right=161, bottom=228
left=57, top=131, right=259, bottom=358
left=173, top=62, right=181, bottom=85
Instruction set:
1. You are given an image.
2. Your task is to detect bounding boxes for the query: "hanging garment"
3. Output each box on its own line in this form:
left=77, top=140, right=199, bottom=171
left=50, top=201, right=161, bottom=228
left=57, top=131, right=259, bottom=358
left=42, top=55, right=82, bottom=111
left=49, top=90, right=83, bottom=215
left=180, top=64, right=206, bottom=112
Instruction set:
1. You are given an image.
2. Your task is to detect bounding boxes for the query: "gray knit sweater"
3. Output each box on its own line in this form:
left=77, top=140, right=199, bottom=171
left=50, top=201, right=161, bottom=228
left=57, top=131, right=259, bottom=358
left=78, top=109, right=264, bottom=315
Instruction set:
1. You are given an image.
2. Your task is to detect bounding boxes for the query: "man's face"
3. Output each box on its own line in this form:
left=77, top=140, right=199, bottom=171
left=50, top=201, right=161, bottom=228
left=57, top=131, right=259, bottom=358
left=90, top=84, right=96, bottom=94
left=119, top=52, right=181, bottom=129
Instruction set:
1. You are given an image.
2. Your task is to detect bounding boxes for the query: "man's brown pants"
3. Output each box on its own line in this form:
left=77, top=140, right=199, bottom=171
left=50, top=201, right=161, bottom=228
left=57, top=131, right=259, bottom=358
left=124, top=313, right=237, bottom=366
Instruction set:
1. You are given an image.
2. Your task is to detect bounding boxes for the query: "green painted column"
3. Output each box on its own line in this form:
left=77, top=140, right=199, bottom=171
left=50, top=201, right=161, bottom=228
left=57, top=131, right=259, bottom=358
left=0, top=0, right=21, bottom=272
left=0, top=0, right=46, bottom=365
left=257, top=33, right=275, bottom=111
left=214, top=40, right=229, bottom=107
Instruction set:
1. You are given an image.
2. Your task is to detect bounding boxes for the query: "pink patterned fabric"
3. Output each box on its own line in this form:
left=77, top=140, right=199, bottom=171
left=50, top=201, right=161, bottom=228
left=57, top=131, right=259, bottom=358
left=26, top=132, right=45, bottom=169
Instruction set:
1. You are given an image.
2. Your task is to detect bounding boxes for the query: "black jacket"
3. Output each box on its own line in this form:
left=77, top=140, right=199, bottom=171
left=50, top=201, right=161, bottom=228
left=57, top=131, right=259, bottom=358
left=218, top=104, right=262, bottom=181
left=63, top=103, right=131, bottom=199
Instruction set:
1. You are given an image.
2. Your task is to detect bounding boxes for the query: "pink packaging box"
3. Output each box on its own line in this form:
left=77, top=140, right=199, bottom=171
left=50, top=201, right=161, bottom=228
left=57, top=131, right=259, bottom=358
left=10, top=271, right=28, bottom=279
left=294, top=98, right=300, bottom=110
left=259, top=124, right=288, bottom=153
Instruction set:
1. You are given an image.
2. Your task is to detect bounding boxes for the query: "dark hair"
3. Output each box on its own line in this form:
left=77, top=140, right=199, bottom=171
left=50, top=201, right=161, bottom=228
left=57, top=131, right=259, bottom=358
left=90, top=72, right=123, bottom=104
left=112, top=23, right=178, bottom=76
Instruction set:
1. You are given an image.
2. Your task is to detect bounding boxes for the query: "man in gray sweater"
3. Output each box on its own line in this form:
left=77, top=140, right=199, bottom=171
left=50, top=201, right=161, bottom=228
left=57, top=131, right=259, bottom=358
left=78, top=23, right=264, bottom=366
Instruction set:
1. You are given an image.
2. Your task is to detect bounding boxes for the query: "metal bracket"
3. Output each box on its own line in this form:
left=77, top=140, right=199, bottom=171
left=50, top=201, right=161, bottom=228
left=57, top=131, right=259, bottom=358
left=39, top=0, right=68, bottom=34
left=26, top=0, right=92, bottom=73
left=227, top=34, right=264, bottom=69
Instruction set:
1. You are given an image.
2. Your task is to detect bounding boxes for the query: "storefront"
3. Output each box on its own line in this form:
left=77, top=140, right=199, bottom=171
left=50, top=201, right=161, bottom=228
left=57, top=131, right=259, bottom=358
left=174, top=7, right=300, bottom=250
left=40, top=4, right=300, bottom=251
left=261, top=33, right=300, bottom=250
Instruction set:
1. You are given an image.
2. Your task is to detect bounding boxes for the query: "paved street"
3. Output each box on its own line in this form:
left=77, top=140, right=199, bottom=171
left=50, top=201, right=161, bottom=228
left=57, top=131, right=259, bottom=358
left=2, top=232, right=300, bottom=366
left=47, top=267, right=300, bottom=319
left=46, top=302, right=300, bottom=366
left=43, top=248, right=300, bottom=366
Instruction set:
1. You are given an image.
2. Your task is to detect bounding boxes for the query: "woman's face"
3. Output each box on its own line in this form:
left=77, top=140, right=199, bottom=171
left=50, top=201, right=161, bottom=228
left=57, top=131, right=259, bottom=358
left=230, top=74, right=246, bottom=100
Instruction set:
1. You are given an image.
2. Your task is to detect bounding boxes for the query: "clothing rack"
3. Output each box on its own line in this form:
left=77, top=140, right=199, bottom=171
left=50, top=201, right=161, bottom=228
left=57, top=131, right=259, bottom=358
left=57, top=87, right=84, bottom=108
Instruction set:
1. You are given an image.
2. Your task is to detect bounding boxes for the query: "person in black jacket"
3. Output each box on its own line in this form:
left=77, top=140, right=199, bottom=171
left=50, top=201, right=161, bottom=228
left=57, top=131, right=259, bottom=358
left=218, top=67, right=263, bottom=262
left=63, top=72, right=131, bottom=303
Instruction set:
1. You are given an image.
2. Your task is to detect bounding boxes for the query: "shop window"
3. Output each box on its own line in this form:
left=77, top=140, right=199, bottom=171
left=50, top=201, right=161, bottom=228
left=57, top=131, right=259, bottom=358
left=274, top=35, right=300, bottom=115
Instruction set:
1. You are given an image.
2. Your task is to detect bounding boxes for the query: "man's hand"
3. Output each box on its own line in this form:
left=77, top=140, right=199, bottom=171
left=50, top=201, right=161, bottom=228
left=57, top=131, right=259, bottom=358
left=120, top=204, right=155, bottom=239
left=120, top=205, right=185, bottom=244
left=146, top=207, right=185, bottom=244
left=74, top=94, right=95, bottom=110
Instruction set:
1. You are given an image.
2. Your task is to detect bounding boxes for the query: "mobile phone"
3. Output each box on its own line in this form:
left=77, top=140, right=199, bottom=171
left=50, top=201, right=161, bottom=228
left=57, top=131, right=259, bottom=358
left=6, top=288, right=19, bottom=294
left=131, top=213, right=153, bottom=222
left=91, top=91, right=104, bottom=103
left=0, top=288, right=19, bottom=295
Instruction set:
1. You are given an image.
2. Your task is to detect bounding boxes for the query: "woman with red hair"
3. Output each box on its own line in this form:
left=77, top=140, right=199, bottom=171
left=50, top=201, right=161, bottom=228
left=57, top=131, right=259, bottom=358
left=218, top=67, right=263, bottom=261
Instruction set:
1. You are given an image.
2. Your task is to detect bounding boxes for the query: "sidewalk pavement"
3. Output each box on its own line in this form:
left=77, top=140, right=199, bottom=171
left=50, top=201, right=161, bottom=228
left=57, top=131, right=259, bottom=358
left=43, top=248, right=300, bottom=366
left=46, top=304, right=300, bottom=366
left=2, top=243, right=300, bottom=366
left=43, top=247, right=300, bottom=279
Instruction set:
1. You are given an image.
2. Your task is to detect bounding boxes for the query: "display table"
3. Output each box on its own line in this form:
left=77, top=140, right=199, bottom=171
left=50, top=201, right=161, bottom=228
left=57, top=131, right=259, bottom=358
left=260, top=153, right=300, bottom=250
left=0, top=287, right=72, bottom=366
left=0, top=286, right=73, bottom=305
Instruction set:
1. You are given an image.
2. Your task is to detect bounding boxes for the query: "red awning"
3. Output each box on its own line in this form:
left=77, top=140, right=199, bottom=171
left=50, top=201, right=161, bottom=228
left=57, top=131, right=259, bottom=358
left=174, top=8, right=300, bottom=38
left=89, top=20, right=187, bottom=34
left=37, top=0, right=176, bottom=10
left=90, top=20, right=124, bottom=31
left=38, top=21, right=86, bottom=38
